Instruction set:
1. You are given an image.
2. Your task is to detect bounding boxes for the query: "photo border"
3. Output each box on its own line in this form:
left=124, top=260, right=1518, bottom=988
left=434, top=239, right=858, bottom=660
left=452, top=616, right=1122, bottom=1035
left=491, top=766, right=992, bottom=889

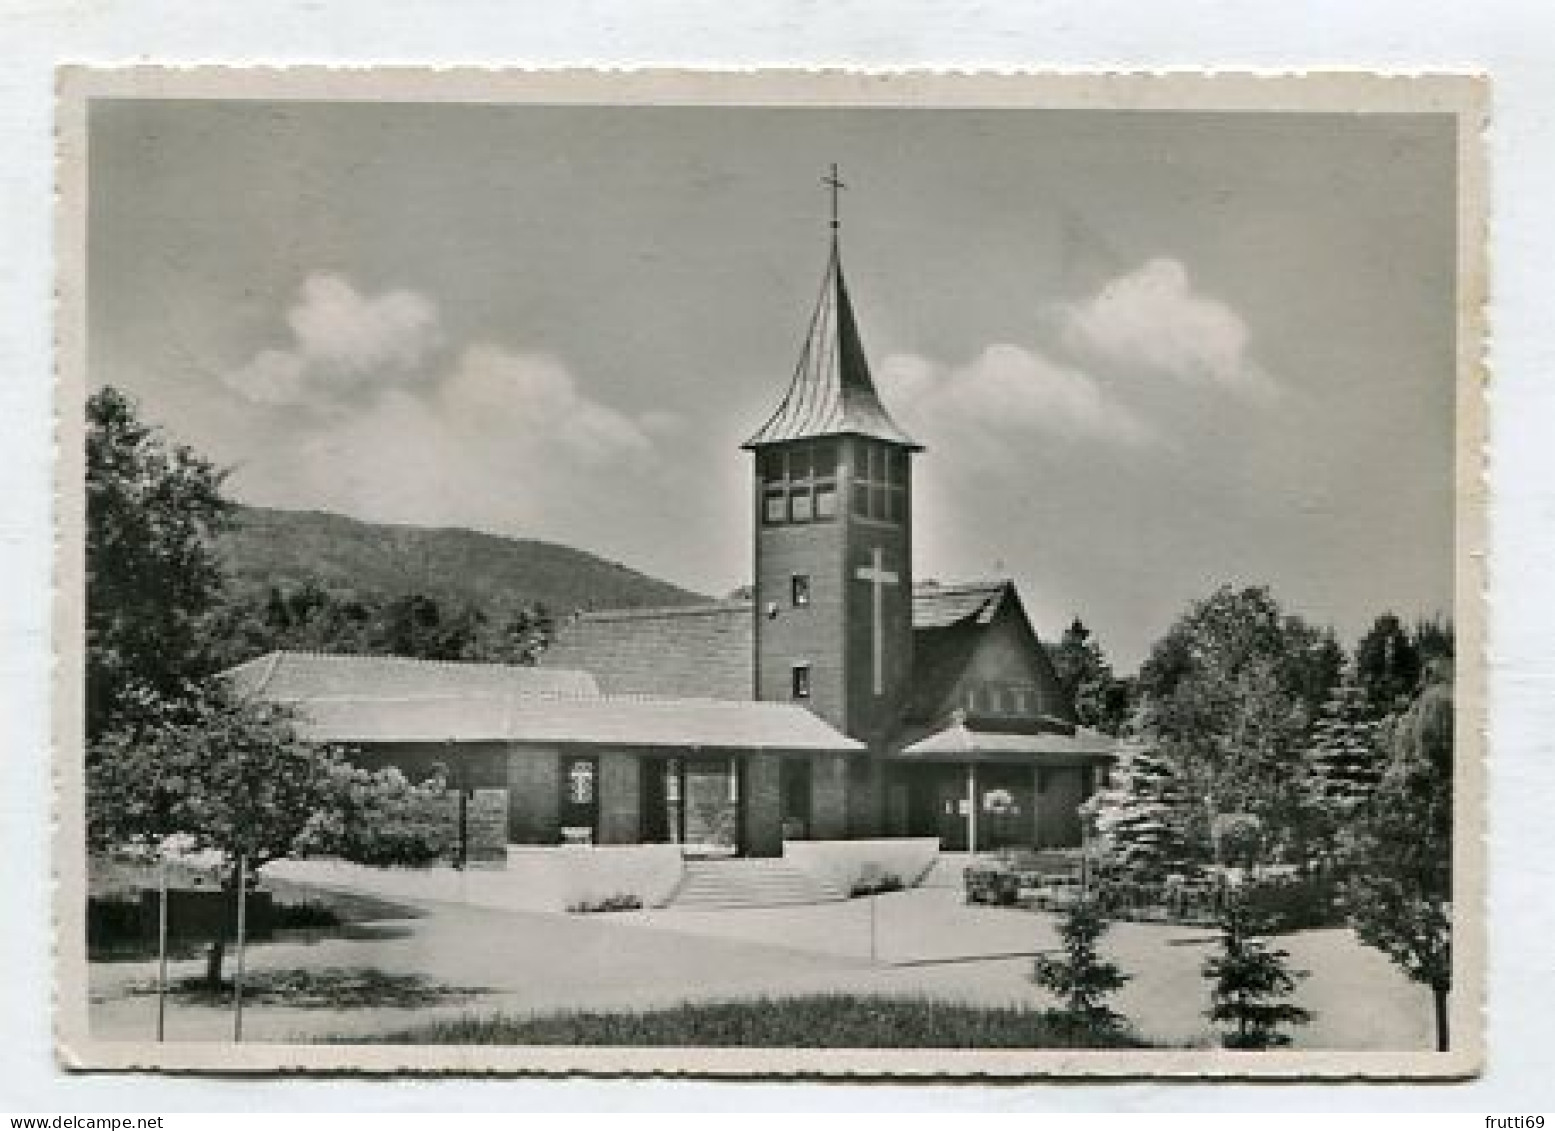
left=52, top=65, right=1489, bottom=1079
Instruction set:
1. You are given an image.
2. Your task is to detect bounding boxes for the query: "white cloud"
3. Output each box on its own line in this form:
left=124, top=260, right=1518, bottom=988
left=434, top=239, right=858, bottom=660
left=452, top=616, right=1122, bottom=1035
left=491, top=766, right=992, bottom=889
left=437, top=345, right=654, bottom=468
left=880, top=343, right=1156, bottom=460
left=223, top=272, right=442, bottom=406
left=1057, top=258, right=1274, bottom=397
left=222, top=272, right=668, bottom=536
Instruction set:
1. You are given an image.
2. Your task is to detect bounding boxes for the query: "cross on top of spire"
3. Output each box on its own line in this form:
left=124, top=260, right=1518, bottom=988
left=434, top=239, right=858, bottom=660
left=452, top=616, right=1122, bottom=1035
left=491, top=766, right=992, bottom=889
left=742, top=165, right=921, bottom=452
left=823, top=163, right=846, bottom=231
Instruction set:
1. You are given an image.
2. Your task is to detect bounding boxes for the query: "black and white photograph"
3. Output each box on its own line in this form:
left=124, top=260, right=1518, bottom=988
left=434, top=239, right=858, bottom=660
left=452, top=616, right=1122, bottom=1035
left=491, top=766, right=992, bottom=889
left=55, top=69, right=1484, bottom=1076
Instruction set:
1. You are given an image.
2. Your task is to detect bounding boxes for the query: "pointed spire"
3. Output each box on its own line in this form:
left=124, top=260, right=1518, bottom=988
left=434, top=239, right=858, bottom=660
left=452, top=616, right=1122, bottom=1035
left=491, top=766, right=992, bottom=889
left=744, top=171, right=921, bottom=451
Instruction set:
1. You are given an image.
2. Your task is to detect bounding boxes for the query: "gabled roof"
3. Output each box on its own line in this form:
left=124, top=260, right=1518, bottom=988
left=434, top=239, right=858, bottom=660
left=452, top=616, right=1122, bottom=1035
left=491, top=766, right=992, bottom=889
left=224, top=650, right=599, bottom=702
left=283, top=693, right=865, bottom=752
left=896, top=720, right=1116, bottom=764
left=743, top=239, right=920, bottom=450
left=540, top=600, right=754, bottom=700
left=904, top=580, right=1077, bottom=727
left=541, top=578, right=1078, bottom=737
left=912, top=581, right=1008, bottom=628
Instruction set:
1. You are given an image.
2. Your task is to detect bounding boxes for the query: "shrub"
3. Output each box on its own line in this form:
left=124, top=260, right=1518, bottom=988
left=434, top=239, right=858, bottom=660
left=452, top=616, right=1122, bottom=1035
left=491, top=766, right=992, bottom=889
left=848, top=872, right=903, bottom=898
left=964, top=862, right=1020, bottom=905
left=269, top=899, right=344, bottom=930
left=1238, top=870, right=1345, bottom=933
left=567, top=893, right=644, bottom=914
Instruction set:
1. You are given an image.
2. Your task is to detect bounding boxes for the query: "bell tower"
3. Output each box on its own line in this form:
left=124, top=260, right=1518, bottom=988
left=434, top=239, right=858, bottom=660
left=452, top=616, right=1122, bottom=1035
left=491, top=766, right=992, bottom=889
left=743, top=167, right=921, bottom=748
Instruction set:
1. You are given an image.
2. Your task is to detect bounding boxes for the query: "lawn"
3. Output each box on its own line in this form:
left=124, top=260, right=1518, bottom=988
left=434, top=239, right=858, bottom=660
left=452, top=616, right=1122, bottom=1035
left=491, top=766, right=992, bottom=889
left=352, top=993, right=1153, bottom=1048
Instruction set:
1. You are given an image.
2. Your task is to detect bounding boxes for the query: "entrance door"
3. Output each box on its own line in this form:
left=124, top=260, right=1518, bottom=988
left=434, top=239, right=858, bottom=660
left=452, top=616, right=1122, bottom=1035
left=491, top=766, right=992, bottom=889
left=640, top=757, right=679, bottom=844
left=780, top=757, right=811, bottom=840
left=681, top=757, right=740, bottom=857
left=935, top=772, right=971, bottom=851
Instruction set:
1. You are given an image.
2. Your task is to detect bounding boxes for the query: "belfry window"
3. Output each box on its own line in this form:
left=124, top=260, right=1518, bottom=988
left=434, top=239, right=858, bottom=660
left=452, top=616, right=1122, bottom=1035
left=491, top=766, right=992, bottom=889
left=760, top=440, right=838, bottom=526
left=851, top=440, right=906, bottom=524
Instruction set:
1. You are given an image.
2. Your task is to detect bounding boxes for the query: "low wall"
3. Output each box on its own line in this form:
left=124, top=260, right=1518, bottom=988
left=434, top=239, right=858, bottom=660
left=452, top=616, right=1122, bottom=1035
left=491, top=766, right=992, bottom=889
left=783, top=837, right=940, bottom=894
left=266, top=843, right=684, bottom=914
left=506, top=844, right=685, bottom=910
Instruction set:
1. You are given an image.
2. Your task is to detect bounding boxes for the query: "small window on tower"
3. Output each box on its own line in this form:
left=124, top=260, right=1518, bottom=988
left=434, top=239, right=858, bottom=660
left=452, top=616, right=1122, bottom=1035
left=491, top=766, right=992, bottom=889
left=791, top=664, right=812, bottom=700
left=764, top=489, right=787, bottom=525
left=791, top=574, right=811, bottom=607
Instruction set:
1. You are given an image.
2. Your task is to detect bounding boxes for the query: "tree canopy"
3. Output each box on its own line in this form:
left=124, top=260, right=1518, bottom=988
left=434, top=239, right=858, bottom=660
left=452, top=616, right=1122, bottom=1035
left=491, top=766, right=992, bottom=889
left=1046, top=618, right=1134, bottom=736
left=86, top=386, right=232, bottom=739
left=1343, top=659, right=1454, bottom=1050
left=1132, top=586, right=1344, bottom=864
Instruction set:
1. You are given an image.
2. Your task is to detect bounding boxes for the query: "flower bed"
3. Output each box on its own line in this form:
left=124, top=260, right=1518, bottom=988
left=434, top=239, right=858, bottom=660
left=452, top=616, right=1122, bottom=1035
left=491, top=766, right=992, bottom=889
left=783, top=838, right=939, bottom=897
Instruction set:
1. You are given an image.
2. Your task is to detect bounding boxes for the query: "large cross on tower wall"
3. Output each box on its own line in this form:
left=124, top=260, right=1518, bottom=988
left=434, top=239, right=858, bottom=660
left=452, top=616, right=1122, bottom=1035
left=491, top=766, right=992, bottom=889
left=855, top=546, right=899, bottom=697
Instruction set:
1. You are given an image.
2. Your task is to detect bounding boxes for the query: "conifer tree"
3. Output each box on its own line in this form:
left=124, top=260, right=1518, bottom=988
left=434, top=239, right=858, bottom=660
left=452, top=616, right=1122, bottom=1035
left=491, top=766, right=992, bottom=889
left=1088, top=742, right=1194, bottom=879
left=1303, top=674, right=1385, bottom=863
left=1306, top=677, right=1383, bottom=810
left=1033, top=899, right=1130, bottom=1034
left=1202, top=905, right=1312, bottom=1048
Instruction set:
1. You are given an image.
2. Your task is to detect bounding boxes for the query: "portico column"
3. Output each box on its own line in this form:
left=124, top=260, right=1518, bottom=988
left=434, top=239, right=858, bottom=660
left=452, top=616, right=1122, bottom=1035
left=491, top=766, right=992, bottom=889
left=966, top=761, right=978, bottom=854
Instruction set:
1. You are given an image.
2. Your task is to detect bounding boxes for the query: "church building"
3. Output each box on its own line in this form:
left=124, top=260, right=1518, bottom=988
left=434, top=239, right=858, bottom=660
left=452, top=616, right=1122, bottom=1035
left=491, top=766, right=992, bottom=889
left=229, top=183, right=1115, bottom=860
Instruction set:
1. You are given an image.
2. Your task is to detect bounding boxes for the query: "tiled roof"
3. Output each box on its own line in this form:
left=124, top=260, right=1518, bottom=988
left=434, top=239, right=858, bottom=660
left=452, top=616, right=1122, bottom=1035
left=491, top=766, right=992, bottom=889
left=280, top=693, right=863, bottom=752
left=743, top=240, right=920, bottom=450
left=540, top=601, right=755, bottom=700
left=897, top=721, right=1117, bottom=763
left=911, top=580, right=1009, bottom=629
left=542, top=582, right=1033, bottom=711
left=224, top=650, right=599, bottom=702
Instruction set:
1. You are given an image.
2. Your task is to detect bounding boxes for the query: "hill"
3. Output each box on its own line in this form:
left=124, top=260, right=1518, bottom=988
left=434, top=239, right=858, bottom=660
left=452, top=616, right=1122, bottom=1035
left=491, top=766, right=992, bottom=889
left=218, top=506, right=707, bottom=616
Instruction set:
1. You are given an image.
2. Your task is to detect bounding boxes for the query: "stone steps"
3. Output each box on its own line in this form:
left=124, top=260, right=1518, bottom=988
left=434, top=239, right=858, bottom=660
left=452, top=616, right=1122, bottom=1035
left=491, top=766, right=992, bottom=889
left=669, top=858, right=847, bottom=909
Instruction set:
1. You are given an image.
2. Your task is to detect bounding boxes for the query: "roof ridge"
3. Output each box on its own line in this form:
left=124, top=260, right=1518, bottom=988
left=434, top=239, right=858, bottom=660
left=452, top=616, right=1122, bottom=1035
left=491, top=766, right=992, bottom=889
left=252, top=648, right=593, bottom=674
left=567, top=600, right=752, bottom=623
left=913, top=578, right=1012, bottom=593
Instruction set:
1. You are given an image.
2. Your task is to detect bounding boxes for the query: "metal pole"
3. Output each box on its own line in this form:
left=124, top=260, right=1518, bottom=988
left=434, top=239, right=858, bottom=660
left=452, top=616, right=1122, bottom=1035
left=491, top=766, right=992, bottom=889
left=155, top=855, right=169, bottom=1042
left=869, top=889, right=878, bottom=963
left=232, top=854, right=247, bottom=1043
left=453, top=741, right=467, bottom=871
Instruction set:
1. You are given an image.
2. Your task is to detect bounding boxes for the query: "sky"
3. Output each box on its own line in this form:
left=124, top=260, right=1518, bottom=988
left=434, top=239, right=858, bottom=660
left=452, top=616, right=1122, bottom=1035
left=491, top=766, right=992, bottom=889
left=87, top=100, right=1458, bottom=670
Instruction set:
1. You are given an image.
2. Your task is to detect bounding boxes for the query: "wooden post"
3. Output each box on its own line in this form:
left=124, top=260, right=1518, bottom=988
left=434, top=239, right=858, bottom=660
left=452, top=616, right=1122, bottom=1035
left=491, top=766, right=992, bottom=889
left=232, top=854, right=247, bottom=1043
left=155, top=856, right=169, bottom=1042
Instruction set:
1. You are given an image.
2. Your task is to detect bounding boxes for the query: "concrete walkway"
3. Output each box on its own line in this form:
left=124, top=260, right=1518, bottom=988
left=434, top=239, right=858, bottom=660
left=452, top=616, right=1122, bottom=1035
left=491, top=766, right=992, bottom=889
left=87, top=880, right=1436, bottom=1050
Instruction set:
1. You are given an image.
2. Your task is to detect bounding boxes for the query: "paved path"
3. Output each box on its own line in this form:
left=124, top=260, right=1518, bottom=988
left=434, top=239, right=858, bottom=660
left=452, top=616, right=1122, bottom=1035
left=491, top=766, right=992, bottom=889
left=88, top=882, right=1435, bottom=1050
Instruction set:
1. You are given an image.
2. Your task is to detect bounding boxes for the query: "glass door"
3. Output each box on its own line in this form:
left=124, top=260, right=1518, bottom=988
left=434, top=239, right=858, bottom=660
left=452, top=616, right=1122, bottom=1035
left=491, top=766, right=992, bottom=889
left=681, top=756, right=740, bottom=857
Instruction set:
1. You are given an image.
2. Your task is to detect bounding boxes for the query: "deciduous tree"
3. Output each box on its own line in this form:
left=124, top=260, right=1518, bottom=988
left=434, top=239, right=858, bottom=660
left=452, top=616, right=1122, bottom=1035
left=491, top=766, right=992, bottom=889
left=86, top=386, right=232, bottom=739
left=1135, top=586, right=1342, bottom=865
left=1343, top=659, right=1454, bottom=1051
